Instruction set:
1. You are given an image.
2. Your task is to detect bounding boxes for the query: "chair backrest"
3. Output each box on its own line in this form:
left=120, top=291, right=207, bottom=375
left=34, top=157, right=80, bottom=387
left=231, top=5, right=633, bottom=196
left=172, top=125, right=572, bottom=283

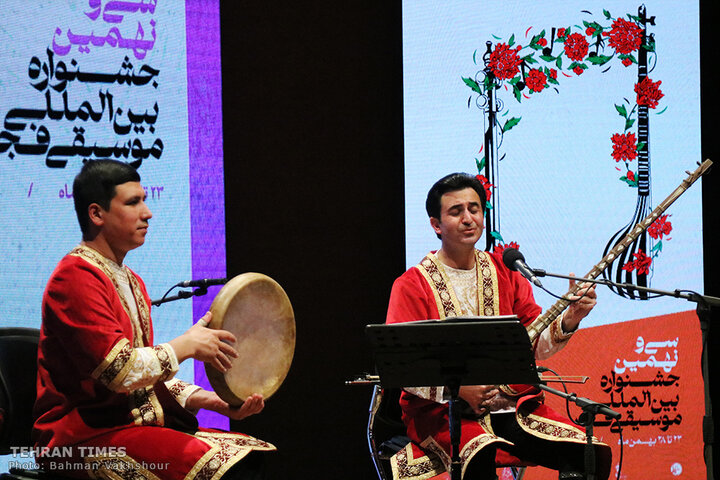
left=367, top=386, right=411, bottom=480
left=0, top=328, right=40, bottom=455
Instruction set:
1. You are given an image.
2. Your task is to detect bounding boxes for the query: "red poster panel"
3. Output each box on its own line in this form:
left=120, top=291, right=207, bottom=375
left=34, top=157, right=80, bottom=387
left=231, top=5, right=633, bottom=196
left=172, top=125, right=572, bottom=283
left=524, top=310, right=705, bottom=479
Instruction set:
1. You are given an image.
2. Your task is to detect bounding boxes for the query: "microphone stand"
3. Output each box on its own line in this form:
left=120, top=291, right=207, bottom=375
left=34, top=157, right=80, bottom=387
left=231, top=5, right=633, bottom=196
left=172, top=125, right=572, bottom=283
left=533, top=269, right=719, bottom=480
left=151, top=286, right=209, bottom=306
left=535, top=383, right=621, bottom=480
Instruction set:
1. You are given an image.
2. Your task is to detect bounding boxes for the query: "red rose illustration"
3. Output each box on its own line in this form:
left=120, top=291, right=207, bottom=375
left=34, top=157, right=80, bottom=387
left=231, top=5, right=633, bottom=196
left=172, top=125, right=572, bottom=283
left=475, top=174, right=494, bottom=200
left=493, top=241, right=520, bottom=256
left=564, top=32, right=589, bottom=61
left=622, top=250, right=652, bottom=275
left=647, top=214, right=673, bottom=240
left=603, top=18, right=643, bottom=55
left=488, top=43, right=524, bottom=80
left=611, top=132, right=638, bottom=162
left=635, top=77, right=664, bottom=109
left=525, top=69, right=547, bottom=93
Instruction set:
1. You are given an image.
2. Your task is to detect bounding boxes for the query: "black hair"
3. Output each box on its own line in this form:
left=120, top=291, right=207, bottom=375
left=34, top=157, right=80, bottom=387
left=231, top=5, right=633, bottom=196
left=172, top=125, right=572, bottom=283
left=425, top=172, right=487, bottom=219
left=73, top=160, right=141, bottom=239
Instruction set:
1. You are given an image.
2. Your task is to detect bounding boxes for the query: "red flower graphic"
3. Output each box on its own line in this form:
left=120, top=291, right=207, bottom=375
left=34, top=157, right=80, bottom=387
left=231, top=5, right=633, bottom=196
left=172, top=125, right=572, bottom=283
left=635, top=77, right=664, bottom=109
left=603, top=18, right=643, bottom=55
left=622, top=250, right=653, bottom=275
left=493, top=241, right=520, bottom=256
left=475, top=174, right=494, bottom=201
left=647, top=214, right=673, bottom=240
left=557, top=28, right=567, bottom=39
left=564, top=32, right=589, bottom=62
left=626, top=170, right=635, bottom=182
left=488, top=43, right=524, bottom=80
left=525, top=68, right=547, bottom=92
left=611, top=132, right=637, bottom=162
left=573, top=66, right=585, bottom=75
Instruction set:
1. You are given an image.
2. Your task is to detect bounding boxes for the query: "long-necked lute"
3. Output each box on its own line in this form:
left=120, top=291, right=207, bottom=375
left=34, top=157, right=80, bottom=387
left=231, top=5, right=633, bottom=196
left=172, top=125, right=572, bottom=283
left=501, top=159, right=713, bottom=398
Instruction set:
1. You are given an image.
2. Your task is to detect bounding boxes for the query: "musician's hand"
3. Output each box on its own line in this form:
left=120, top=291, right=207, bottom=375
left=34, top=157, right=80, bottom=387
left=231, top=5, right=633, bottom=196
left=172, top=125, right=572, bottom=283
left=186, top=390, right=265, bottom=420
left=458, top=385, right=499, bottom=415
left=169, top=311, right=239, bottom=372
left=226, top=393, right=265, bottom=420
left=562, top=274, right=597, bottom=332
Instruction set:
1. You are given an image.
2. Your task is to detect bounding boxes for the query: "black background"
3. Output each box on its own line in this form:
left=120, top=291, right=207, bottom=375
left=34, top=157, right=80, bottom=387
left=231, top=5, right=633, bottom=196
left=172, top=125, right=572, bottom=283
left=220, top=2, right=719, bottom=478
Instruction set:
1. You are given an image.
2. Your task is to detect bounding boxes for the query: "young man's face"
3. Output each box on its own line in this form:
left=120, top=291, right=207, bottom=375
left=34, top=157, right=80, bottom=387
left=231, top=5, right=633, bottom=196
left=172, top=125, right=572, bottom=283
left=430, top=187, right=484, bottom=249
left=97, top=181, right=152, bottom=255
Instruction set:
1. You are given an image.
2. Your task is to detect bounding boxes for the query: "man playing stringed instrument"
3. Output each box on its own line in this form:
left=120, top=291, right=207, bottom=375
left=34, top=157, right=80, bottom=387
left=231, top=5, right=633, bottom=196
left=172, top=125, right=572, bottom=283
left=386, top=173, right=611, bottom=480
left=33, top=160, right=274, bottom=479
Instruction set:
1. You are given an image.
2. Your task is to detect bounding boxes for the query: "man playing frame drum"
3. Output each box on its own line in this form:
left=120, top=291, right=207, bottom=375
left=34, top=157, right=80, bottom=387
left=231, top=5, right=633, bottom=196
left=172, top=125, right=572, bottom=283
left=33, top=160, right=274, bottom=479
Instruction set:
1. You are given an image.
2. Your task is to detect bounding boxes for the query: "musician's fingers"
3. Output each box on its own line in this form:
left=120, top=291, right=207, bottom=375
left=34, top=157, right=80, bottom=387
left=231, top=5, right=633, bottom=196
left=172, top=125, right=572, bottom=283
left=481, top=386, right=499, bottom=399
left=212, top=352, right=234, bottom=372
left=196, top=311, right=212, bottom=328
left=583, top=283, right=598, bottom=299
left=474, top=404, right=489, bottom=416
left=244, top=394, right=264, bottom=413
left=215, top=329, right=238, bottom=345
left=218, top=340, right=239, bottom=359
left=574, top=283, right=597, bottom=300
left=210, top=357, right=227, bottom=373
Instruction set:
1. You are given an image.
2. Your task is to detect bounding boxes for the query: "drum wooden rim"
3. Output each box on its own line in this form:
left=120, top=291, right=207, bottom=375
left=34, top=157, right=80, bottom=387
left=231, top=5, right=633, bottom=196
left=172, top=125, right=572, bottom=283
left=205, top=272, right=295, bottom=406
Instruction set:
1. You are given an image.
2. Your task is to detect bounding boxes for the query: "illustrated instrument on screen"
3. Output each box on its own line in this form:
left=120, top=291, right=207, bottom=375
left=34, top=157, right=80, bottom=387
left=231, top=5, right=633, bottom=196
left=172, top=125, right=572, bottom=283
left=500, top=159, right=713, bottom=398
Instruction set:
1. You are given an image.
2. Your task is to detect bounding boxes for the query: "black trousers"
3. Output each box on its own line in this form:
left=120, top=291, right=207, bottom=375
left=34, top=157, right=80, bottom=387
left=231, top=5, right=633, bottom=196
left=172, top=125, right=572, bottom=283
left=464, top=412, right=606, bottom=480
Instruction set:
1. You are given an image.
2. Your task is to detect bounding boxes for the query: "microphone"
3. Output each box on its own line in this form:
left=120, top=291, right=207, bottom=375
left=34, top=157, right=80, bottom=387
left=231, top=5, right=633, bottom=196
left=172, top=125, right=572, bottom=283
left=176, top=278, right=227, bottom=288
left=502, top=248, right=543, bottom=287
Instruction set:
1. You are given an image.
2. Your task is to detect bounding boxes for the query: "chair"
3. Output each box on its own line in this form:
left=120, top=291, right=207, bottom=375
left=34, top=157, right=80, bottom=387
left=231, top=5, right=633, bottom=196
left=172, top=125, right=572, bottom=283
left=0, top=327, right=72, bottom=480
left=366, top=385, right=527, bottom=480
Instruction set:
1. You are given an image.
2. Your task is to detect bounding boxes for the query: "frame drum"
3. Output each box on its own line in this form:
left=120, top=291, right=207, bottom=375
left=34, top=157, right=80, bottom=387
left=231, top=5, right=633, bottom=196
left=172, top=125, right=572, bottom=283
left=205, top=273, right=295, bottom=406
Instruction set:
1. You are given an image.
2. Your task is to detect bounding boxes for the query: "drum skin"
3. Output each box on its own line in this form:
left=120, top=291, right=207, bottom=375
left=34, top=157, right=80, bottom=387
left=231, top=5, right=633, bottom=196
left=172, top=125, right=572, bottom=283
left=205, top=273, right=295, bottom=406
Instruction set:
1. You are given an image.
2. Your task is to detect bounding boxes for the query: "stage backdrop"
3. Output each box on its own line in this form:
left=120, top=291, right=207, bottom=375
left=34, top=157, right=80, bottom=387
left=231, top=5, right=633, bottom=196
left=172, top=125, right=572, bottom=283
left=402, top=1, right=704, bottom=478
left=0, top=0, right=226, bottom=471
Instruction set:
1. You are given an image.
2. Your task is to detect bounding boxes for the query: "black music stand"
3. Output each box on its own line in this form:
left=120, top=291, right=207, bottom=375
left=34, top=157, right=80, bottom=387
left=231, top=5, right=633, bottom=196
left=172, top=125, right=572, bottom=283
left=366, top=316, right=541, bottom=480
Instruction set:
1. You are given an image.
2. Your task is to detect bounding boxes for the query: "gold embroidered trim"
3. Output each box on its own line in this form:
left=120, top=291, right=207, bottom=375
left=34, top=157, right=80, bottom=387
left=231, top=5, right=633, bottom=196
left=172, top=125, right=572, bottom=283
left=459, top=432, right=512, bottom=478
left=188, top=431, right=276, bottom=480
left=390, top=442, right=445, bottom=480
left=516, top=409, right=598, bottom=445
left=416, top=250, right=500, bottom=320
left=475, top=250, right=500, bottom=317
left=392, top=417, right=511, bottom=480
left=130, top=386, right=164, bottom=427
left=126, top=268, right=151, bottom=345
left=152, top=344, right=177, bottom=381
left=416, top=254, right=459, bottom=319
left=196, top=431, right=276, bottom=451
left=69, top=245, right=151, bottom=347
left=419, top=437, right=451, bottom=474
left=85, top=454, right=163, bottom=480
left=421, top=418, right=511, bottom=478
left=91, top=338, right=135, bottom=391
left=550, top=313, right=574, bottom=344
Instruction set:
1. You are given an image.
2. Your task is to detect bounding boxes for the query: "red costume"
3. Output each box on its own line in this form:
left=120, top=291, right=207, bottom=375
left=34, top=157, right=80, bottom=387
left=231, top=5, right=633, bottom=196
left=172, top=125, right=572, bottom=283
left=33, top=246, right=274, bottom=479
left=386, top=249, right=610, bottom=479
